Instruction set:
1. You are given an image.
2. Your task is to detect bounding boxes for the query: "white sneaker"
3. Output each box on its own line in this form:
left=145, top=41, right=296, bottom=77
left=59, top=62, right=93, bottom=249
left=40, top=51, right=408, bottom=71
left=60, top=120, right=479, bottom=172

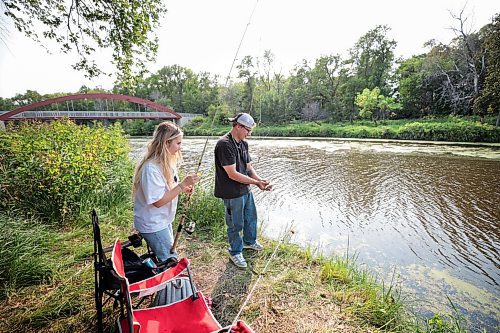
left=230, top=253, right=247, bottom=268
left=243, top=241, right=264, bottom=251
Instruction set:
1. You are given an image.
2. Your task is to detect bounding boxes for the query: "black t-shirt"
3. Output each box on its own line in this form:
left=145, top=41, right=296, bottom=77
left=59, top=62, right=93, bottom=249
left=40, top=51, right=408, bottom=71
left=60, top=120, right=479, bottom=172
left=214, top=133, right=252, bottom=199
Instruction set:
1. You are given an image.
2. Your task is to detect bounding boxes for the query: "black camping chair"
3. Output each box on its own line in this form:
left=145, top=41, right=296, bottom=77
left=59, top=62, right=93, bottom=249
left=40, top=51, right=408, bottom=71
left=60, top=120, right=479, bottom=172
left=92, top=210, right=189, bottom=332
left=92, top=210, right=158, bottom=333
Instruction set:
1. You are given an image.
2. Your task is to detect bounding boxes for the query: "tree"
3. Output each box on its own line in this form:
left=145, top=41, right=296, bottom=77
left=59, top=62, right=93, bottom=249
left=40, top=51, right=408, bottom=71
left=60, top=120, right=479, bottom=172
left=309, top=55, right=343, bottom=120
left=474, top=13, right=500, bottom=126
left=237, top=55, right=257, bottom=115
left=396, top=55, right=432, bottom=118
left=449, top=7, right=487, bottom=103
left=11, top=89, right=43, bottom=106
left=355, top=87, right=401, bottom=124
left=1, top=0, right=167, bottom=88
left=259, top=50, right=275, bottom=92
left=348, top=25, right=397, bottom=95
left=136, top=65, right=219, bottom=115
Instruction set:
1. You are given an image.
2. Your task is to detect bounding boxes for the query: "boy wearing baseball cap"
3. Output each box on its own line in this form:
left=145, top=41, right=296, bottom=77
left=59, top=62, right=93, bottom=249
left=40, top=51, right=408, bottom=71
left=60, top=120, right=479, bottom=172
left=214, top=113, right=271, bottom=268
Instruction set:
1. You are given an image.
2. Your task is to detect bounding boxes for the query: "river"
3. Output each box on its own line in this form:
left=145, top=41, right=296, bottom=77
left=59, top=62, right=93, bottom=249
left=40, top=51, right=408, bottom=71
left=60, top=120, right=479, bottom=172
left=130, top=137, right=500, bottom=331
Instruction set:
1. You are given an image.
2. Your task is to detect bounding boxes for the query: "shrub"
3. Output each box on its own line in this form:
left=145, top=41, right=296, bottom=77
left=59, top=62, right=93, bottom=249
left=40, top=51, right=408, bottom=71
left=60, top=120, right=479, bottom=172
left=0, top=119, right=134, bottom=224
left=121, top=119, right=161, bottom=136
left=188, top=116, right=206, bottom=127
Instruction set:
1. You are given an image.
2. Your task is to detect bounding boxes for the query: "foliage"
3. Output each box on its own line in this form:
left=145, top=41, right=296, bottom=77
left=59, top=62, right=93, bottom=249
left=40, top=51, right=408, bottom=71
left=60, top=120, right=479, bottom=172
left=355, top=87, right=402, bottom=124
left=348, top=25, right=398, bottom=95
left=321, top=254, right=406, bottom=329
left=237, top=55, right=258, bottom=114
left=0, top=119, right=134, bottom=223
left=1, top=8, right=498, bottom=126
left=2, top=0, right=167, bottom=87
left=0, top=96, right=15, bottom=111
left=120, top=119, right=161, bottom=136
left=0, top=214, right=54, bottom=298
left=187, top=116, right=206, bottom=127
left=183, top=116, right=500, bottom=142
left=135, top=65, right=220, bottom=114
left=474, top=13, right=500, bottom=125
left=206, top=103, right=232, bottom=126
left=396, top=55, right=430, bottom=117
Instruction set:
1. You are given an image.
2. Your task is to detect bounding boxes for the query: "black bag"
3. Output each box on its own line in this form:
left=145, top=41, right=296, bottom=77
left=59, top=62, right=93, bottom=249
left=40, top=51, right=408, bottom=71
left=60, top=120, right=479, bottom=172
left=102, top=248, right=155, bottom=290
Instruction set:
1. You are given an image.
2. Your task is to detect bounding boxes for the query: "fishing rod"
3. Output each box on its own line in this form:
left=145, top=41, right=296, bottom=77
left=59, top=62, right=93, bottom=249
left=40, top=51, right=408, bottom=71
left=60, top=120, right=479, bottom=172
left=170, top=0, right=261, bottom=254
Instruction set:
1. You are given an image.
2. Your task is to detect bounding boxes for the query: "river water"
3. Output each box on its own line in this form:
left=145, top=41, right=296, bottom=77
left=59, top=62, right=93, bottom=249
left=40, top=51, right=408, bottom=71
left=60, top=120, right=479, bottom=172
left=130, top=137, right=500, bottom=331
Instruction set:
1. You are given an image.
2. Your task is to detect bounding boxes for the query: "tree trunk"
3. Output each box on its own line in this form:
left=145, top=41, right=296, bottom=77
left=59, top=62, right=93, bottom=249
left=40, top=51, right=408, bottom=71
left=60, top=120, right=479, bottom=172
left=496, top=108, right=500, bottom=127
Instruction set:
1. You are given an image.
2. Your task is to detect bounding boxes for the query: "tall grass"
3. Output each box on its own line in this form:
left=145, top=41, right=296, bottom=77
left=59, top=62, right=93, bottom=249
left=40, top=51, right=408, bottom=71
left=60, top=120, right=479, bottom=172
left=320, top=253, right=406, bottom=330
left=181, top=184, right=227, bottom=242
left=0, top=214, right=54, bottom=298
left=318, top=251, right=479, bottom=332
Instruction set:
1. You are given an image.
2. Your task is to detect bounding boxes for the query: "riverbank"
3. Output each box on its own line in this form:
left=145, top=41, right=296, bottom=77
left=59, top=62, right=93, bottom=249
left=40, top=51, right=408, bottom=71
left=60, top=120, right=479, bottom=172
left=0, top=194, right=475, bottom=333
left=180, top=116, right=500, bottom=143
left=0, top=212, right=424, bottom=332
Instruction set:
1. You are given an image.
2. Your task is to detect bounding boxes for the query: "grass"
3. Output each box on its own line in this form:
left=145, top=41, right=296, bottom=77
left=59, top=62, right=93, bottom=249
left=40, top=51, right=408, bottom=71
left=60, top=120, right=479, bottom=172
left=0, top=214, right=55, bottom=298
left=0, top=188, right=479, bottom=332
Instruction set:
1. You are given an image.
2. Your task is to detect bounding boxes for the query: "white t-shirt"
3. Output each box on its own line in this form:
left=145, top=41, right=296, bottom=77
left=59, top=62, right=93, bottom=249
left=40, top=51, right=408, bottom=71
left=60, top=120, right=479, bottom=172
left=133, top=161, right=179, bottom=233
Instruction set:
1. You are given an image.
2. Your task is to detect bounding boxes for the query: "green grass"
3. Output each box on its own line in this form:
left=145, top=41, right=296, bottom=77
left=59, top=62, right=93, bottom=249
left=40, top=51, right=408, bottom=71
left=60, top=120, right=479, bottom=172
left=0, top=214, right=55, bottom=298
left=0, top=201, right=478, bottom=332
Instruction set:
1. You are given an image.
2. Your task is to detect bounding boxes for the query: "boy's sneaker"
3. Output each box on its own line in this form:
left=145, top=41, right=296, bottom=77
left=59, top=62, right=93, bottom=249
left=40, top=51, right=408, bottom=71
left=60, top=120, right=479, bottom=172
left=229, top=253, right=247, bottom=268
left=243, top=241, right=264, bottom=251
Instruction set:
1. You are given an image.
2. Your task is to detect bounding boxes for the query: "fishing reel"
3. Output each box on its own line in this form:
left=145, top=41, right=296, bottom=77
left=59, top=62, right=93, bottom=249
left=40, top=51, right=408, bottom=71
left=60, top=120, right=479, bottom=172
left=127, top=233, right=143, bottom=248
left=185, top=221, right=196, bottom=235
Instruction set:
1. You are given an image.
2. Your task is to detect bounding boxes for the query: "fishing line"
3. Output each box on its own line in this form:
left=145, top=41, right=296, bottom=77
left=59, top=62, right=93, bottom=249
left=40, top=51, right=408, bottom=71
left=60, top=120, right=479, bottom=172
left=171, top=0, right=261, bottom=253
left=227, top=226, right=294, bottom=333
left=196, top=0, right=260, bottom=171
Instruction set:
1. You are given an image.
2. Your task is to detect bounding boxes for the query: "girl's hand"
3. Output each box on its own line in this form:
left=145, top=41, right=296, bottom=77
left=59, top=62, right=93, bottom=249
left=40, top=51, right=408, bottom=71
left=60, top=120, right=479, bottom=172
left=183, top=185, right=194, bottom=194
left=180, top=174, right=200, bottom=190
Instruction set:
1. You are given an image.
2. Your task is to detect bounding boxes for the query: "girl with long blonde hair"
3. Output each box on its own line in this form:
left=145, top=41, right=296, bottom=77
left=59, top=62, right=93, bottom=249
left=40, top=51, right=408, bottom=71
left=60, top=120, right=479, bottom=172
left=133, top=121, right=199, bottom=264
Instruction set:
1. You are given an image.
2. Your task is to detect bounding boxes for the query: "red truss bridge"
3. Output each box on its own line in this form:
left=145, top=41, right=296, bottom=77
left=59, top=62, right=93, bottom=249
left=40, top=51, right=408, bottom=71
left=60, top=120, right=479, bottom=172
left=0, top=93, right=181, bottom=121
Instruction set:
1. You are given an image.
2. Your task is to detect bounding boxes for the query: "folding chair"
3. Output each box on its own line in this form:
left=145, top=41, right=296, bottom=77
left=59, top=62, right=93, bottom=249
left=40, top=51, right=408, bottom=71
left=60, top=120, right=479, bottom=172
left=92, top=210, right=156, bottom=333
left=111, top=239, right=254, bottom=333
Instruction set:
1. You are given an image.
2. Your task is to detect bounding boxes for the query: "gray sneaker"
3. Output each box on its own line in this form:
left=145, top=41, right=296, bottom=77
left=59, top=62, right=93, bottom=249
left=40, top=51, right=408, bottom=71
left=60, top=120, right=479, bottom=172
left=229, top=253, right=247, bottom=268
left=243, top=241, right=264, bottom=251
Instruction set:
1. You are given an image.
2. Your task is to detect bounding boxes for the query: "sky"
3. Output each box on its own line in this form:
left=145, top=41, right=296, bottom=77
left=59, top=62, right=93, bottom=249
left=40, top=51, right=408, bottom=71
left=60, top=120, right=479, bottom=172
left=0, top=0, right=498, bottom=99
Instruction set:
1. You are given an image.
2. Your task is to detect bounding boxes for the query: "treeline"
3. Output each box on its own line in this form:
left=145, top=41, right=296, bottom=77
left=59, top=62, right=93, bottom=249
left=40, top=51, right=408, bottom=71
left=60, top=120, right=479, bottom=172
left=1, top=12, right=499, bottom=127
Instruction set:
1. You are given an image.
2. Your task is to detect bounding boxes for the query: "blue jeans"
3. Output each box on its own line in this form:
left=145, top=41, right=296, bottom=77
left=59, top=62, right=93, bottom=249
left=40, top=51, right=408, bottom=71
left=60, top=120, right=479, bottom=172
left=223, top=192, right=258, bottom=256
left=141, top=224, right=177, bottom=262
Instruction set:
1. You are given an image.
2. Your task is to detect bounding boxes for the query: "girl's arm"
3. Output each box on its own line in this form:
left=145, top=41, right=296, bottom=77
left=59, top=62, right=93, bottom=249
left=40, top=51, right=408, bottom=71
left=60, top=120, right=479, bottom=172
left=152, top=174, right=199, bottom=208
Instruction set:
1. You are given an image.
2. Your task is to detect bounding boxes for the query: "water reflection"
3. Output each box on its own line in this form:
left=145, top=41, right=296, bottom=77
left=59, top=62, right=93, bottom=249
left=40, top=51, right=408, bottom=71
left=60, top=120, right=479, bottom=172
left=131, top=137, right=500, bottom=331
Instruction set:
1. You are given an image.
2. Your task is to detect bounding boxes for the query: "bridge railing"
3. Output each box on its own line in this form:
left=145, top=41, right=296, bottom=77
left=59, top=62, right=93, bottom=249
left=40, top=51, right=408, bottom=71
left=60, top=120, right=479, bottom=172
left=0, top=111, right=177, bottom=119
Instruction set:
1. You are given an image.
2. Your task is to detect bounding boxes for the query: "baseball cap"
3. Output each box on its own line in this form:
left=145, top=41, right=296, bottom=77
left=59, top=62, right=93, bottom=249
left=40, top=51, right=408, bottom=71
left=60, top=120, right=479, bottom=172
left=228, top=113, right=255, bottom=128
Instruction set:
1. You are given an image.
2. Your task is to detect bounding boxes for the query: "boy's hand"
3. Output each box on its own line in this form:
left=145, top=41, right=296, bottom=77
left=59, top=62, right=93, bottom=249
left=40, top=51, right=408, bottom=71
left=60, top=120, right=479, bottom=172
left=257, top=179, right=270, bottom=191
